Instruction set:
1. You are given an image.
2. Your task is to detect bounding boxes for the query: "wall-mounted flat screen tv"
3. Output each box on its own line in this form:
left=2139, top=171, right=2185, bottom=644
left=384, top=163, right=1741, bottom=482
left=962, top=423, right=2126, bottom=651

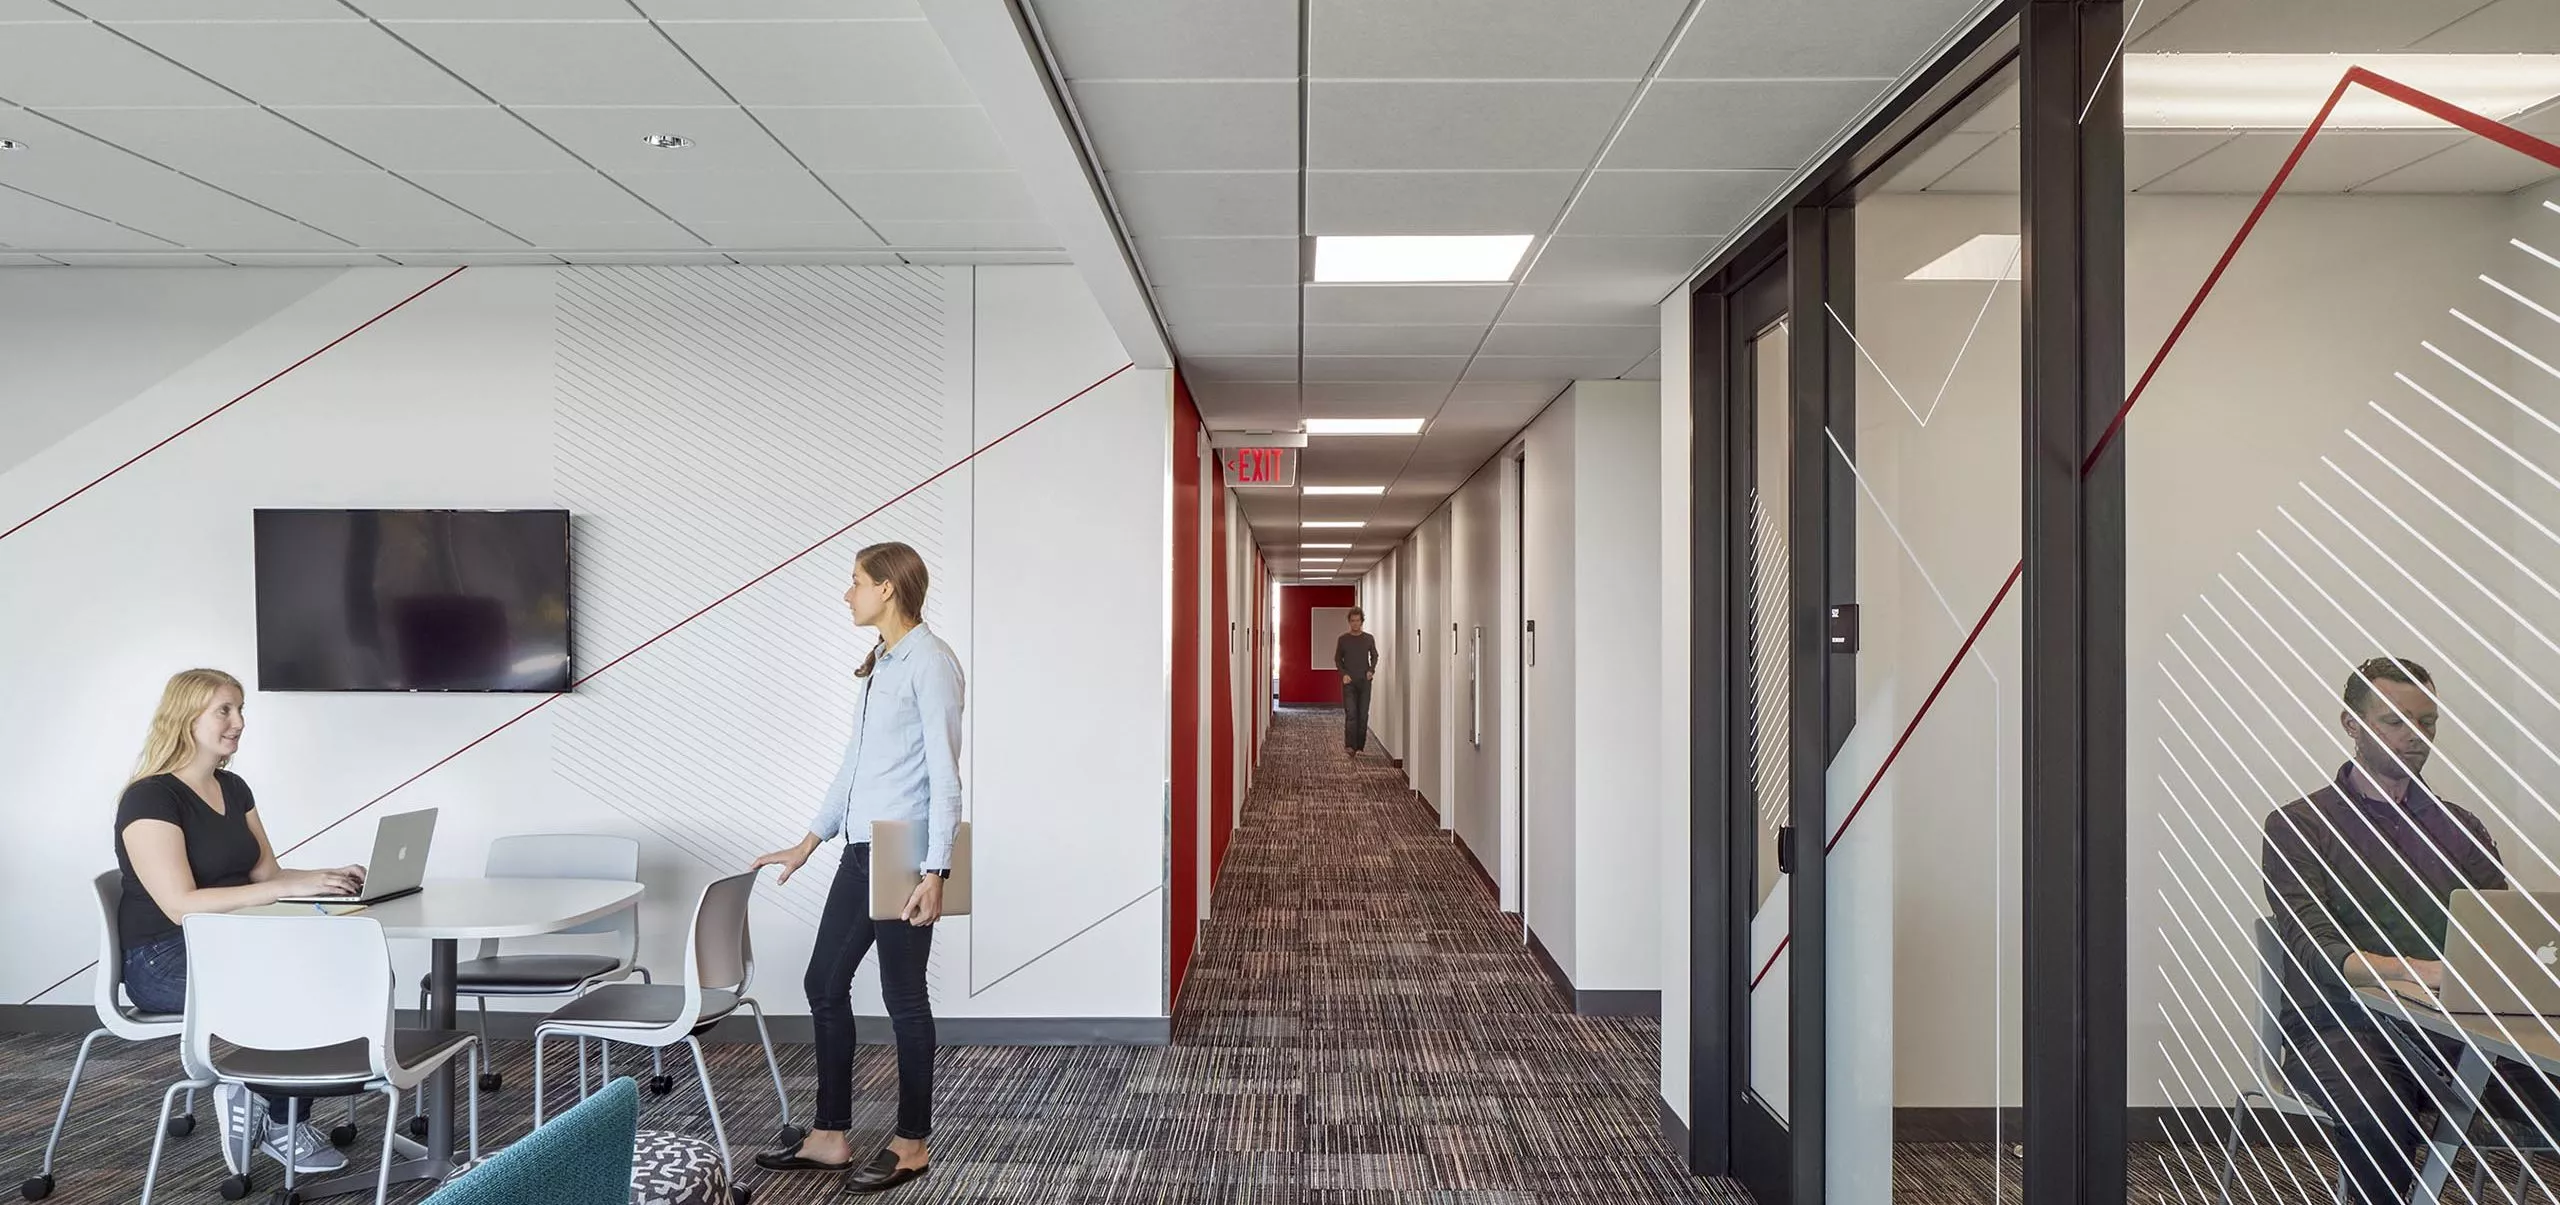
left=254, top=509, right=573, bottom=693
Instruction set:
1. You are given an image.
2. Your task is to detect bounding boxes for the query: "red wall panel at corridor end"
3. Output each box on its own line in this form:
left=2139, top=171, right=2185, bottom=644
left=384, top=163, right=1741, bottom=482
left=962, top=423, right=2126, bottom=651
left=1277, top=584, right=1356, bottom=704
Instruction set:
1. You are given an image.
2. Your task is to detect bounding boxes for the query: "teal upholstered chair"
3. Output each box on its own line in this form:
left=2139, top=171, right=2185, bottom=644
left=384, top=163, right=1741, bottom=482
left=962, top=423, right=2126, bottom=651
left=427, top=1078, right=637, bottom=1205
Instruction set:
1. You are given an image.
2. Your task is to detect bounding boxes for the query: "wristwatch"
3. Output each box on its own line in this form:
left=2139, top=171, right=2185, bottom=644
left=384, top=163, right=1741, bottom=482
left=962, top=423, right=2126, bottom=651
left=927, top=868, right=952, bottom=879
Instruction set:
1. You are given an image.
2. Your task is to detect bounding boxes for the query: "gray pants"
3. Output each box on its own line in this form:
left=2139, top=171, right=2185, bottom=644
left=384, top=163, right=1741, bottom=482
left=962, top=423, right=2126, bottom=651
left=1343, top=678, right=1372, bottom=751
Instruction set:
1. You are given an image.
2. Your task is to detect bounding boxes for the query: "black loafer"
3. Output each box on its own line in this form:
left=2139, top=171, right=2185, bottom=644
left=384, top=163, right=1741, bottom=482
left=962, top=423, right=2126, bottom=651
left=842, top=1149, right=930, bottom=1194
left=753, top=1148, right=852, bottom=1173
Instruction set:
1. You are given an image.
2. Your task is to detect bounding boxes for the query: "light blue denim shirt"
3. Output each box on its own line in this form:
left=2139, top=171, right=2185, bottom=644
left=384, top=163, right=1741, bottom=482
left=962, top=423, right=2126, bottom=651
left=807, top=624, right=965, bottom=872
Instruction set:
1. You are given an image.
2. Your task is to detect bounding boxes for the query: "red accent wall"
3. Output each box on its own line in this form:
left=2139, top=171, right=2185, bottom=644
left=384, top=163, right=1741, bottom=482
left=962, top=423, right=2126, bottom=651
left=1278, top=584, right=1357, bottom=704
left=1169, top=376, right=1202, bottom=1007
left=1210, top=480, right=1236, bottom=879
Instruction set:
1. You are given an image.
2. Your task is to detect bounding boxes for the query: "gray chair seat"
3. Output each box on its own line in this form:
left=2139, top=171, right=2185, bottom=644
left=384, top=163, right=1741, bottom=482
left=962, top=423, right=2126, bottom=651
left=432, top=953, right=626, bottom=995
left=216, top=1030, right=475, bottom=1090
left=539, top=986, right=738, bottom=1033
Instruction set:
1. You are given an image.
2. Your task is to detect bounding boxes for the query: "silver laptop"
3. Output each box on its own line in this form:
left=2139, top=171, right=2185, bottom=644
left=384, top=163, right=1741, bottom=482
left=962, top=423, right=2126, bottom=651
left=2390, top=889, right=2560, bottom=1016
left=867, top=819, right=971, bottom=921
left=276, top=808, right=437, bottom=905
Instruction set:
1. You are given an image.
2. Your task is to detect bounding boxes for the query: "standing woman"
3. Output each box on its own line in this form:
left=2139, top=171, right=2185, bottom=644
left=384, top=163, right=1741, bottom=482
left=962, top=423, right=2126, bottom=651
left=751, top=542, right=960, bottom=1195
left=113, top=669, right=368, bottom=1177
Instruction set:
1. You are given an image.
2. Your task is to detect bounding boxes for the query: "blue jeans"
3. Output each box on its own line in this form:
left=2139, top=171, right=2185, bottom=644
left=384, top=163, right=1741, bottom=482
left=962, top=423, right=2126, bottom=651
left=123, top=933, right=300, bottom=1125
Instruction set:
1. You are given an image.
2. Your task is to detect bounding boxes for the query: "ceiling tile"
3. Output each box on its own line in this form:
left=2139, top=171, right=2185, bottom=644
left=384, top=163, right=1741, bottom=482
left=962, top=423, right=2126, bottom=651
left=213, top=252, right=393, bottom=265
left=1503, top=280, right=1666, bottom=325
left=1108, top=171, right=1297, bottom=236
left=612, top=170, right=859, bottom=224
left=1447, top=379, right=1568, bottom=404
left=404, top=170, right=669, bottom=228
left=1035, top=0, right=1299, bottom=80
left=1478, top=323, right=1655, bottom=357
left=1183, top=354, right=1297, bottom=381
left=1561, top=169, right=1786, bottom=237
left=0, top=130, right=352, bottom=248
left=1662, top=0, right=1979, bottom=79
left=358, top=0, right=634, bottom=15
left=45, top=252, right=225, bottom=265
left=1302, top=324, right=1487, bottom=355
left=277, top=106, right=584, bottom=172
left=901, top=248, right=1071, bottom=264
left=1607, top=79, right=1890, bottom=170
left=1191, top=395, right=1306, bottom=429
left=1309, top=82, right=1633, bottom=171
left=1302, top=283, right=1509, bottom=324
left=1308, top=0, right=1688, bottom=80
left=113, top=20, right=485, bottom=106
left=0, top=253, right=62, bottom=265
left=819, top=171, right=1040, bottom=222
left=1071, top=81, right=1297, bottom=171
left=1185, top=380, right=1301, bottom=411
left=1169, top=323, right=1299, bottom=356
left=867, top=220, right=1054, bottom=248
left=1152, top=284, right=1298, bottom=325
left=2117, top=131, right=2246, bottom=192
left=1466, top=353, right=1644, bottom=381
left=562, top=254, right=741, bottom=267
left=381, top=251, right=563, bottom=264
left=515, top=105, right=803, bottom=172
left=659, top=19, right=976, bottom=106
left=1303, top=355, right=1465, bottom=382
left=685, top=221, right=885, bottom=249
left=1520, top=235, right=1715, bottom=291
left=1300, top=381, right=1450, bottom=404
left=1304, top=170, right=1577, bottom=236
left=726, top=249, right=903, bottom=264
left=2137, top=129, right=2469, bottom=194
left=2414, top=0, right=2560, bottom=51
left=1914, top=130, right=2017, bottom=192
left=43, top=107, right=373, bottom=175
left=2134, top=0, right=2495, bottom=51
left=639, top=0, right=922, bottom=16
left=383, top=21, right=726, bottom=107
left=0, top=22, right=244, bottom=107
left=217, top=171, right=523, bottom=244
left=1879, top=129, right=2000, bottom=191
left=2354, top=137, right=2560, bottom=193
left=749, top=106, right=1011, bottom=170
left=77, top=0, right=346, bottom=16
left=0, top=185, right=176, bottom=249
left=504, top=218, right=703, bottom=250
left=1134, top=235, right=1298, bottom=288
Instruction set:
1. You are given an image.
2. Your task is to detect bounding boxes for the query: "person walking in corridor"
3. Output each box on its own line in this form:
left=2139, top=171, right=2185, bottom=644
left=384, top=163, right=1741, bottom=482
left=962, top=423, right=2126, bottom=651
left=1336, top=608, right=1379, bottom=758
left=750, top=541, right=958, bottom=1195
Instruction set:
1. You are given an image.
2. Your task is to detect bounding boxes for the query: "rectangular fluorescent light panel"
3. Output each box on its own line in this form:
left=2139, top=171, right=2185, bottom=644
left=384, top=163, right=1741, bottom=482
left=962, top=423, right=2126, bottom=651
left=1908, top=233, right=2020, bottom=281
left=1303, top=485, right=1386, bottom=496
left=1311, top=235, right=1533, bottom=283
left=1303, top=520, right=1367, bottom=528
left=2122, top=53, right=2560, bottom=130
left=1303, top=543, right=1352, bottom=550
left=1304, top=418, right=1427, bottom=436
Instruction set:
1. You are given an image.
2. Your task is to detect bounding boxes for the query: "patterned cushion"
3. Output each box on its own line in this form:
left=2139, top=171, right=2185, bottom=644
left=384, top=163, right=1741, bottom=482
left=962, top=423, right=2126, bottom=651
left=630, top=1130, right=728, bottom=1205
left=426, top=1079, right=637, bottom=1205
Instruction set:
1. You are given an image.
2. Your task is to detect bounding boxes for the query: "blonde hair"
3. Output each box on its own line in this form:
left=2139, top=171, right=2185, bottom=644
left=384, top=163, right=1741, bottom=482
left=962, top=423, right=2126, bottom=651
left=129, top=668, right=245, bottom=784
left=854, top=542, right=931, bottom=679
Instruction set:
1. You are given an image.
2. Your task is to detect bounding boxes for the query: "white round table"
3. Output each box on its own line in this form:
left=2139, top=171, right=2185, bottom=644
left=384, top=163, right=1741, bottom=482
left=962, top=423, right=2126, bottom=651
left=299, top=877, right=643, bottom=1198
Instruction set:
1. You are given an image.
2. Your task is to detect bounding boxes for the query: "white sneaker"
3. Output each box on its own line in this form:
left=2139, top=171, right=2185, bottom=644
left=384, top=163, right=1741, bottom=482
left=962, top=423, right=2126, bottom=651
left=258, top=1118, right=348, bottom=1175
left=213, top=1083, right=259, bottom=1175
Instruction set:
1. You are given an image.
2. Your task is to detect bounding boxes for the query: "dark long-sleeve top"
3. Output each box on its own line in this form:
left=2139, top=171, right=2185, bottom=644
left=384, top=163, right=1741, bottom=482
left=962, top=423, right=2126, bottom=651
left=2261, top=763, right=2505, bottom=1034
left=1334, top=631, right=1378, bottom=680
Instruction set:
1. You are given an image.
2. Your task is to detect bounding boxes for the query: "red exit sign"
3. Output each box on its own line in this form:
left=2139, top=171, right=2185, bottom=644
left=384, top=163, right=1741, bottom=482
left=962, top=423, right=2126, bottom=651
left=1221, top=446, right=1298, bottom=487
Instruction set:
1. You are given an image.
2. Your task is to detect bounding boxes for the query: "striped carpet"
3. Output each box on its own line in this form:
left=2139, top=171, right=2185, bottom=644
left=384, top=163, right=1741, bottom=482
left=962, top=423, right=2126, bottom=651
left=1, top=705, right=1741, bottom=1204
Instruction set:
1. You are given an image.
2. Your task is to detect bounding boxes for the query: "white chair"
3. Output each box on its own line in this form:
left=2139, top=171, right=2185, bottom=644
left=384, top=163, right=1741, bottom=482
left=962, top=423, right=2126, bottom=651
left=17, top=872, right=203, bottom=1202
left=138, top=914, right=482, bottom=1205
left=532, top=871, right=789, bottom=1191
left=404, top=834, right=659, bottom=1137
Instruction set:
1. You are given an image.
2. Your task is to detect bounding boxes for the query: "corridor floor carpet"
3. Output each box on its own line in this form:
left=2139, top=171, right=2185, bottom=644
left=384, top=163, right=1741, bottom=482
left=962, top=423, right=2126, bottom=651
left=1, top=705, right=1738, bottom=1204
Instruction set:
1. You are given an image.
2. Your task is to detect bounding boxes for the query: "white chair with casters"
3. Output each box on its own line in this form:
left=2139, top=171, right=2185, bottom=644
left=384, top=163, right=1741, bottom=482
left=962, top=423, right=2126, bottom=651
left=404, top=834, right=660, bottom=1139
left=138, top=913, right=483, bottom=1205
left=531, top=871, right=790, bottom=1202
left=18, top=872, right=203, bottom=1202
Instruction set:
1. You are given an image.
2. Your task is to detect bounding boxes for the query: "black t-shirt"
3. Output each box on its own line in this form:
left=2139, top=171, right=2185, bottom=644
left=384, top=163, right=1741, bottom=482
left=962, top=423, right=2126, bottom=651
left=114, top=772, right=261, bottom=953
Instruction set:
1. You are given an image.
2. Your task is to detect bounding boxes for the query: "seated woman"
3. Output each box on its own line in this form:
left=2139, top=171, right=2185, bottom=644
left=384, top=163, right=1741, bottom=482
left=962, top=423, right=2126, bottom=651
left=114, top=668, right=367, bottom=1178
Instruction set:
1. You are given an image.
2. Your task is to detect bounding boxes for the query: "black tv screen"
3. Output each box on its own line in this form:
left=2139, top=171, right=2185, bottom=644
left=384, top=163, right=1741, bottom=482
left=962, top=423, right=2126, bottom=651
left=254, top=509, right=573, bottom=693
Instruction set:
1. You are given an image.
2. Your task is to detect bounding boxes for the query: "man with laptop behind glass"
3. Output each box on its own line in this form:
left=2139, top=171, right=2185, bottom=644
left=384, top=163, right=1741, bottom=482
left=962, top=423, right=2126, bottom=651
left=2263, top=657, right=2560, bottom=1204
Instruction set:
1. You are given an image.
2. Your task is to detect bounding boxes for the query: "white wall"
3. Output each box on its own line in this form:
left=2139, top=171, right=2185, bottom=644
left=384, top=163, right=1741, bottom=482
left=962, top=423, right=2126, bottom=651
left=0, top=264, right=1170, bottom=1025
left=1659, top=284, right=1695, bottom=1121
left=1450, top=460, right=1506, bottom=870
left=1566, top=380, right=1664, bottom=993
left=1522, top=398, right=1579, bottom=972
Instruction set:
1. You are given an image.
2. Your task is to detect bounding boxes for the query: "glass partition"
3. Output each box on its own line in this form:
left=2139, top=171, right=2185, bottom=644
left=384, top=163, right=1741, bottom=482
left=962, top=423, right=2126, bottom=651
left=2123, top=4, right=2560, bottom=1202
left=1823, top=44, right=2024, bottom=1200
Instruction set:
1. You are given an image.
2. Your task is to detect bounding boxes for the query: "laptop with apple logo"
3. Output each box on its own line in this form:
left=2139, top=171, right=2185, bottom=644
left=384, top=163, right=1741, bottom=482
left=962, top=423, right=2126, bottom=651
left=2390, top=889, right=2560, bottom=1017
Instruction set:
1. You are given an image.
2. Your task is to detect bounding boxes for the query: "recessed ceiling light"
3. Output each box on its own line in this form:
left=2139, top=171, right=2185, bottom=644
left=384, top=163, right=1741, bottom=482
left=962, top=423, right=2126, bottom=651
left=1302, top=543, right=1352, bottom=550
left=1907, top=233, right=2020, bottom=282
left=1303, top=520, right=1367, bottom=529
left=1304, top=417, right=1426, bottom=436
left=1311, top=235, right=1533, bottom=284
left=1303, top=485, right=1386, bottom=496
left=642, top=133, right=693, bottom=149
left=0, top=139, right=24, bottom=151
left=2122, top=53, right=2560, bottom=130
left=1303, top=557, right=1343, bottom=563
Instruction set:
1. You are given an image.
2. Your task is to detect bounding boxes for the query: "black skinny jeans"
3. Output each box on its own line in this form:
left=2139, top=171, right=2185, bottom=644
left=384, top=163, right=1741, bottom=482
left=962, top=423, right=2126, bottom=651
left=805, top=843, right=936, bottom=1140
